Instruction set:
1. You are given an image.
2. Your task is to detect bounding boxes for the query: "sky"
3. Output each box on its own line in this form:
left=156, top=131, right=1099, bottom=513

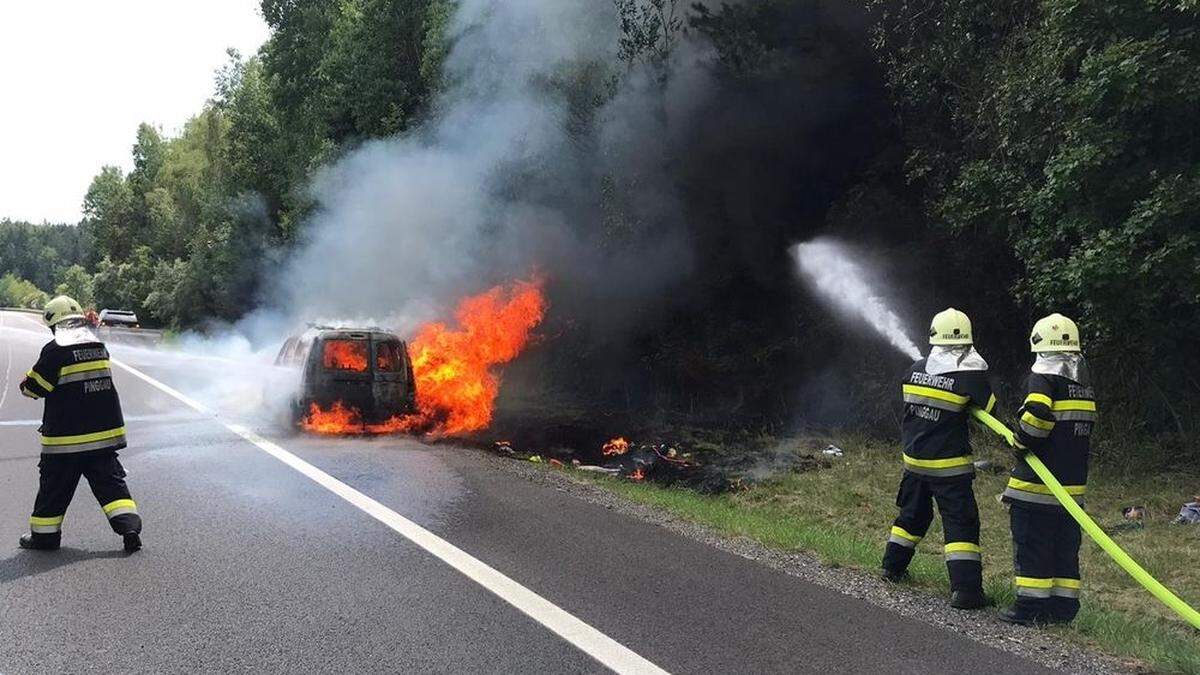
left=0, top=1, right=270, bottom=224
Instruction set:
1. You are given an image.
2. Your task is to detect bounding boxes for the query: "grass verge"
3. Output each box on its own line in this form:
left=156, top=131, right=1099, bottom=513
left=578, top=436, right=1200, bottom=673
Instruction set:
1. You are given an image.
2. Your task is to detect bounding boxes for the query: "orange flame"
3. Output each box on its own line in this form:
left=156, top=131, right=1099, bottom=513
left=301, top=278, right=547, bottom=437
left=323, top=339, right=369, bottom=372
left=303, top=402, right=362, bottom=434
left=405, top=277, right=546, bottom=436
left=602, top=437, right=630, bottom=456
left=629, top=467, right=645, bottom=481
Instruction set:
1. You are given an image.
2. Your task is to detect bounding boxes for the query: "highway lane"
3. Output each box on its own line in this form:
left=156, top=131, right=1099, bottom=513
left=0, top=311, right=1058, bottom=674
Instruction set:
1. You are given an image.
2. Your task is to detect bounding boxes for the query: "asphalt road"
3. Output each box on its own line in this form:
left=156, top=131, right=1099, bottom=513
left=0, top=310, right=1058, bottom=674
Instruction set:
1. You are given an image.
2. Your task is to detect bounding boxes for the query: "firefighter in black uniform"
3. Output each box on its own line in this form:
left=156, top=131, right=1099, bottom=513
left=1001, top=313, right=1094, bottom=625
left=17, top=296, right=142, bottom=553
left=882, top=308, right=995, bottom=610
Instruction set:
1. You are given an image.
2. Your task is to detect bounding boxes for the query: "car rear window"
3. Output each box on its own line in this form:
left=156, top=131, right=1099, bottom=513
left=375, top=341, right=406, bottom=373
left=322, top=340, right=368, bottom=372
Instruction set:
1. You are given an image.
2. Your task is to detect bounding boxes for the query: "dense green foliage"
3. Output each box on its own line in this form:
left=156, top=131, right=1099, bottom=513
left=0, top=273, right=49, bottom=309
left=0, top=220, right=90, bottom=292
left=0, top=0, right=1196, bottom=457
left=869, top=0, right=1200, bottom=451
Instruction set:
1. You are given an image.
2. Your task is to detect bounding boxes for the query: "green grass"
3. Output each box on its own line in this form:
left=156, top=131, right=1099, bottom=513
left=577, top=437, right=1200, bottom=673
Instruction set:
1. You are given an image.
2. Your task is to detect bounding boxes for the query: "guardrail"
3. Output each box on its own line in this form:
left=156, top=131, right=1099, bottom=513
left=1, top=309, right=165, bottom=347
left=97, top=326, right=166, bottom=347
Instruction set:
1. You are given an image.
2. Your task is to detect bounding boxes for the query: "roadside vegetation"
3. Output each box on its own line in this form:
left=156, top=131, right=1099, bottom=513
left=577, top=435, right=1200, bottom=673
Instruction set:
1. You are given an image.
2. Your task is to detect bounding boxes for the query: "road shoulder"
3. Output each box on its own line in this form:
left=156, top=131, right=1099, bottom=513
left=478, top=451, right=1132, bottom=675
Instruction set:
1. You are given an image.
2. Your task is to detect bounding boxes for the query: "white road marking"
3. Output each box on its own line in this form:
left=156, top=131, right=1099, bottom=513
left=108, top=355, right=670, bottom=675
left=0, top=313, right=10, bottom=411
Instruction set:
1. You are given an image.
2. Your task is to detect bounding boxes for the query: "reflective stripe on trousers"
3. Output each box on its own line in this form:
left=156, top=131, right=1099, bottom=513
left=944, top=541, right=981, bottom=562
left=1052, top=577, right=1081, bottom=598
left=888, top=525, right=921, bottom=549
left=1015, top=576, right=1053, bottom=598
left=29, top=515, right=64, bottom=534
left=102, top=498, right=138, bottom=519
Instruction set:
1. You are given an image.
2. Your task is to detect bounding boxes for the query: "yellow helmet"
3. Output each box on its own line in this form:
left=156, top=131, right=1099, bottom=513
left=928, top=307, right=973, bottom=345
left=1030, top=313, right=1081, bottom=352
left=43, top=295, right=84, bottom=327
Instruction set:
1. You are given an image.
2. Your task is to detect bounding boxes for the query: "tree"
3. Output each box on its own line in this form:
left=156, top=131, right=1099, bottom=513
left=615, top=0, right=684, bottom=70
left=55, top=264, right=94, bottom=307
left=82, top=167, right=136, bottom=262
left=91, top=247, right=156, bottom=315
left=225, top=55, right=294, bottom=226
left=129, top=123, right=166, bottom=196
left=0, top=273, right=49, bottom=309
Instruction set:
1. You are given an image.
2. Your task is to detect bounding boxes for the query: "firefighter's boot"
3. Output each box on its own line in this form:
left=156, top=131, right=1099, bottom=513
left=998, top=600, right=1048, bottom=626
left=950, top=588, right=987, bottom=610
left=18, top=533, right=60, bottom=551
left=123, top=532, right=142, bottom=553
left=1046, top=596, right=1079, bottom=624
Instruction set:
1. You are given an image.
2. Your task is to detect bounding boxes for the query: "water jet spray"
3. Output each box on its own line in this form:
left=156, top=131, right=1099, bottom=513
left=791, top=238, right=921, bottom=361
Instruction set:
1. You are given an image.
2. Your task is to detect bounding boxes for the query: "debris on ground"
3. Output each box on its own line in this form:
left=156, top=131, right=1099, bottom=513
left=1173, top=497, right=1200, bottom=525
left=1121, top=505, right=1145, bottom=522
left=576, top=465, right=620, bottom=475
left=477, top=422, right=828, bottom=494
left=1109, top=505, right=1146, bottom=534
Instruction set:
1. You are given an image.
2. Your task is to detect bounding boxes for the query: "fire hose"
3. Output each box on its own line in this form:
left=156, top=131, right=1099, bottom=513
left=970, top=407, right=1200, bottom=630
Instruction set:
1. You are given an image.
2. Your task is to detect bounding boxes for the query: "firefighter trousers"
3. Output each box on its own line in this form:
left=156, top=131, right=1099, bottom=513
left=1010, top=503, right=1081, bottom=622
left=28, top=451, right=141, bottom=546
left=882, top=472, right=982, bottom=592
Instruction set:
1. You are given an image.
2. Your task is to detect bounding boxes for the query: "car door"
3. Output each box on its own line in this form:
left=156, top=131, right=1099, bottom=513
left=372, top=338, right=411, bottom=417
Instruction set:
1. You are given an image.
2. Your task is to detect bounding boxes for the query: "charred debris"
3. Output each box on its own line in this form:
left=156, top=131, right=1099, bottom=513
left=466, top=418, right=831, bottom=494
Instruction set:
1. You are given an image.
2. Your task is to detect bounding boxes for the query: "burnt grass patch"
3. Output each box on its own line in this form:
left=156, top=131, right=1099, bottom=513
left=459, top=409, right=830, bottom=493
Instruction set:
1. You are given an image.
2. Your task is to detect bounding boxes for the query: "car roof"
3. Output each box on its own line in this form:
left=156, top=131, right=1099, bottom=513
left=292, top=327, right=402, bottom=342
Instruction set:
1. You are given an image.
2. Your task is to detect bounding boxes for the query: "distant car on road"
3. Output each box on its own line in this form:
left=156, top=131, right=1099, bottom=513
left=98, top=309, right=140, bottom=328
left=276, top=326, right=417, bottom=425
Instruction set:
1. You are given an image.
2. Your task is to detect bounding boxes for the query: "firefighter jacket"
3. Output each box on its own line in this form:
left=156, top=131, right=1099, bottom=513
left=1005, top=365, right=1095, bottom=509
left=900, top=355, right=995, bottom=479
left=19, top=338, right=126, bottom=454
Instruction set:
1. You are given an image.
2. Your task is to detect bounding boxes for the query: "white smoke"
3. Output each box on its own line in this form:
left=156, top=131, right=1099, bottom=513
left=791, top=238, right=922, bottom=361
left=157, top=0, right=712, bottom=425
left=255, top=0, right=698, bottom=334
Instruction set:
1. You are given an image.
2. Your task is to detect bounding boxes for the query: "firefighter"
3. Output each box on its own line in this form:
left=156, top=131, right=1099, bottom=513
left=1000, top=313, right=1094, bottom=625
left=17, top=295, right=142, bottom=553
left=881, top=308, right=995, bottom=610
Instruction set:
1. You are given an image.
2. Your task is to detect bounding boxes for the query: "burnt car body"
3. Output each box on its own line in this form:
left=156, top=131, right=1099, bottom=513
left=276, top=327, right=417, bottom=424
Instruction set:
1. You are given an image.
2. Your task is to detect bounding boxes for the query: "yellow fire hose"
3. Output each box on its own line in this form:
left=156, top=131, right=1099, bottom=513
left=970, top=407, right=1200, bottom=629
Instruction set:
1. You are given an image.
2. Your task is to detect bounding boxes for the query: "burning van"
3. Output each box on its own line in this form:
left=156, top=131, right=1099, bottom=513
left=276, top=327, right=417, bottom=426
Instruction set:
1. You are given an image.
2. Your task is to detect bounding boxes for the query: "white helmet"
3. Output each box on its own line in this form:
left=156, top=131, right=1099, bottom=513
left=1030, top=313, right=1081, bottom=353
left=43, top=295, right=84, bottom=327
left=928, top=308, right=973, bottom=346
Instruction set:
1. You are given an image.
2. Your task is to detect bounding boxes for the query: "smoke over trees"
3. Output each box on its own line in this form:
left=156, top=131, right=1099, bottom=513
left=1, top=0, right=1196, bottom=463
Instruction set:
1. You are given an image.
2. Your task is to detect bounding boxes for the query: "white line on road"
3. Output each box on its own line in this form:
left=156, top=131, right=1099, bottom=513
left=108, top=356, right=670, bottom=675
left=0, top=313, right=11, bottom=411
